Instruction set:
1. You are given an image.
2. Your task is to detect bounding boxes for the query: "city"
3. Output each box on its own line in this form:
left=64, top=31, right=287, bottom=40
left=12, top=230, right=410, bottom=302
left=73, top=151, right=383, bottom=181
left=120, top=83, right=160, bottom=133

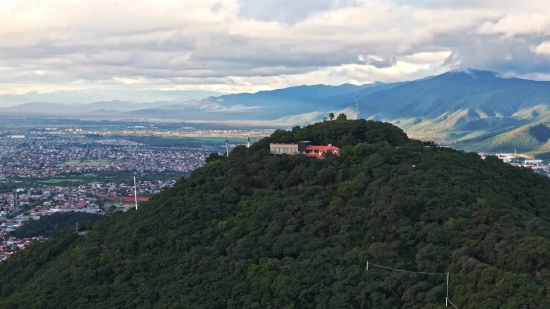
left=0, top=131, right=245, bottom=261
left=0, top=135, right=211, bottom=178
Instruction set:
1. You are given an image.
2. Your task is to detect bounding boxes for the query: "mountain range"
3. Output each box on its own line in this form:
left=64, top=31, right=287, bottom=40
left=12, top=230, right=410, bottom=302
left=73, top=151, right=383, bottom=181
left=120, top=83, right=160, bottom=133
left=3, top=69, right=550, bottom=154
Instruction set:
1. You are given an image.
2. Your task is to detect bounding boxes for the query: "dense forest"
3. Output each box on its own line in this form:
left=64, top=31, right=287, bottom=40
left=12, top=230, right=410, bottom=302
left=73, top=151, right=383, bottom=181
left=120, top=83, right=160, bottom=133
left=0, top=119, right=549, bottom=308
left=10, top=212, right=103, bottom=239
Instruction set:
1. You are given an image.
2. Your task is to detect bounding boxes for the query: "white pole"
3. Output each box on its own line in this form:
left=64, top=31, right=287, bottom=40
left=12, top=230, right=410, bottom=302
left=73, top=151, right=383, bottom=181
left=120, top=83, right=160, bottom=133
left=225, top=138, right=229, bottom=157
left=446, top=272, right=449, bottom=307
left=134, top=175, right=138, bottom=210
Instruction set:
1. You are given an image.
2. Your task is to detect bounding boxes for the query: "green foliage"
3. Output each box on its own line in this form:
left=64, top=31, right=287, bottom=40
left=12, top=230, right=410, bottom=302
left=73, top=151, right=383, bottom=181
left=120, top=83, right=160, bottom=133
left=251, top=119, right=408, bottom=151
left=206, top=152, right=225, bottom=163
left=0, top=120, right=549, bottom=308
left=0, top=182, right=19, bottom=194
left=336, top=113, right=347, bottom=121
left=11, top=212, right=103, bottom=238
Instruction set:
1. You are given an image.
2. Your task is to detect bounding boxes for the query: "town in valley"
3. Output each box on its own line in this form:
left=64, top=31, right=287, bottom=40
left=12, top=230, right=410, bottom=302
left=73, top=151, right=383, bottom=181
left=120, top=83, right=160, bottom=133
left=0, top=118, right=271, bottom=260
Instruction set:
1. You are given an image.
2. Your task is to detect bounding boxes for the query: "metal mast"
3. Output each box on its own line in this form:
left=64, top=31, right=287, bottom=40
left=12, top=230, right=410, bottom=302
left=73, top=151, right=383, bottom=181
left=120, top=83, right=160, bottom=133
left=225, top=138, right=230, bottom=157
left=133, top=173, right=138, bottom=210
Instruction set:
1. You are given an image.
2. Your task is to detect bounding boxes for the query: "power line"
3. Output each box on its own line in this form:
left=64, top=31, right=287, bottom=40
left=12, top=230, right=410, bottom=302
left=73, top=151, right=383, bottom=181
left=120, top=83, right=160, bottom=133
left=366, top=261, right=445, bottom=275
left=365, top=261, right=459, bottom=308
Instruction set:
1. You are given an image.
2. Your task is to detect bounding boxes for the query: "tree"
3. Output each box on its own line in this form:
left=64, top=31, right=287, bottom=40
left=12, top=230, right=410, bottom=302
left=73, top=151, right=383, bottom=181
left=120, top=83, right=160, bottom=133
left=329, top=113, right=335, bottom=121
left=206, top=152, right=224, bottom=163
left=336, top=113, right=347, bottom=121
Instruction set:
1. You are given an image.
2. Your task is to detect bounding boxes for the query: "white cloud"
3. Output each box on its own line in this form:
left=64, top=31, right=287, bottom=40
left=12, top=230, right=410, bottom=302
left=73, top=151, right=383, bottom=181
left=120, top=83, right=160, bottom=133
left=0, top=0, right=549, bottom=104
left=531, top=42, right=550, bottom=57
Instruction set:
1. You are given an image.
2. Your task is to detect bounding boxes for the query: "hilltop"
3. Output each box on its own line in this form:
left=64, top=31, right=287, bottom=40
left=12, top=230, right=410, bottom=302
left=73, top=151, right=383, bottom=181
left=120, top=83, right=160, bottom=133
left=0, top=119, right=549, bottom=308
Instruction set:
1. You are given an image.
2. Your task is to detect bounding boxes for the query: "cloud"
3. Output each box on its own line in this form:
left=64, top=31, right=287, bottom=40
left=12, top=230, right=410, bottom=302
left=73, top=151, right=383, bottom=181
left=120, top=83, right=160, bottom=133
left=358, top=55, right=397, bottom=69
left=0, top=0, right=549, bottom=105
left=531, top=42, right=550, bottom=57
left=236, top=0, right=360, bottom=24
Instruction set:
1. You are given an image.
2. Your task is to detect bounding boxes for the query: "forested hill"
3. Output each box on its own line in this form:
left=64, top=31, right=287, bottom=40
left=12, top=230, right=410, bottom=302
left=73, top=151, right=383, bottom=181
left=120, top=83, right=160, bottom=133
left=1, top=119, right=550, bottom=309
left=10, top=212, right=103, bottom=239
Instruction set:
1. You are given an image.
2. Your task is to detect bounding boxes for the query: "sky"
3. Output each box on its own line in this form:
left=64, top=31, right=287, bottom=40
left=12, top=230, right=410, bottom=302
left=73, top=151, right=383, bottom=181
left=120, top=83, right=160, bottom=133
left=0, top=0, right=550, bottom=103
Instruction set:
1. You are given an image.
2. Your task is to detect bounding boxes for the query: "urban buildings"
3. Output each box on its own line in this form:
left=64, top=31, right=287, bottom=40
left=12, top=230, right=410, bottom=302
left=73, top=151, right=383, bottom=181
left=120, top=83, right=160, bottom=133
left=269, top=142, right=341, bottom=158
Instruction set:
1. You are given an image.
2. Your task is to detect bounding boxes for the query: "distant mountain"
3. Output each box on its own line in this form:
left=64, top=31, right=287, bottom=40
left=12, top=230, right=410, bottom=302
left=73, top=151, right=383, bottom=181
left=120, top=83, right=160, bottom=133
left=125, top=70, right=550, bottom=154
left=1, top=102, right=72, bottom=115
left=351, top=69, right=550, bottom=154
left=5, top=70, right=550, bottom=154
left=0, top=84, right=391, bottom=118
left=126, top=83, right=399, bottom=120
left=1, top=101, right=132, bottom=115
left=0, top=100, right=204, bottom=116
left=361, top=69, right=550, bottom=120
left=0, top=89, right=225, bottom=107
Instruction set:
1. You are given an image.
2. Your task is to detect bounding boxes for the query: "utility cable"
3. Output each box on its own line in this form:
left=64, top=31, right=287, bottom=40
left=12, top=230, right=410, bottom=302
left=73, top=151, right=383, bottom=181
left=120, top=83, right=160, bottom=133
left=365, top=261, right=460, bottom=308
left=365, top=261, right=446, bottom=275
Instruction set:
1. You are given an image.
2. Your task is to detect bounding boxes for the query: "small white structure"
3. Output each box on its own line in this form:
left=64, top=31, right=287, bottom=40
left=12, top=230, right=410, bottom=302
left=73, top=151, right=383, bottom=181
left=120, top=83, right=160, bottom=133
left=495, top=153, right=515, bottom=162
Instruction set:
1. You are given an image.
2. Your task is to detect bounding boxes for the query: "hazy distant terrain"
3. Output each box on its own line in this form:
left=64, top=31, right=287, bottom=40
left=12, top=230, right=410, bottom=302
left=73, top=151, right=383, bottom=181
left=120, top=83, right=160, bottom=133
left=4, top=69, right=550, bottom=153
left=0, top=89, right=225, bottom=107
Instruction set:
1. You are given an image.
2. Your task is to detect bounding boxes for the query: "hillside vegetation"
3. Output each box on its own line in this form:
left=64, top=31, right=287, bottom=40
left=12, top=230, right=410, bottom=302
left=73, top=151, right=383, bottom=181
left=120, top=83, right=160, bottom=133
left=0, top=120, right=549, bottom=308
left=10, top=212, right=103, bottom=239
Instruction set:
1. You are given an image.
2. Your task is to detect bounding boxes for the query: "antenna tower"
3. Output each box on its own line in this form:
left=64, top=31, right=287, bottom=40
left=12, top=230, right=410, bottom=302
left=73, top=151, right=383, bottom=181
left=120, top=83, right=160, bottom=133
left=225, top=138, right=230, bottom=157
left=133, top=173, right=138, bottom=210
left=355, top=91, right=359, bottom=120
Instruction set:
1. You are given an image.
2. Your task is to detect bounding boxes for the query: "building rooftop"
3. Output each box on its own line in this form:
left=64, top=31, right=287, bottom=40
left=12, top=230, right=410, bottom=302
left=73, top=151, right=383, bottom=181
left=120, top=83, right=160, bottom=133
left=306, top=145, right=340, bottom=152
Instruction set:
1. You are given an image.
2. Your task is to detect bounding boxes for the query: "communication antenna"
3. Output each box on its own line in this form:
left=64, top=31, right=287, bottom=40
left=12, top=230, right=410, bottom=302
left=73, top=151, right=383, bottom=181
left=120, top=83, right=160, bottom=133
left=355, top=91, right=360, bottom=120
left=133, top=173, right=138, bottom=210
left=225, top=138, right=230, bottom=157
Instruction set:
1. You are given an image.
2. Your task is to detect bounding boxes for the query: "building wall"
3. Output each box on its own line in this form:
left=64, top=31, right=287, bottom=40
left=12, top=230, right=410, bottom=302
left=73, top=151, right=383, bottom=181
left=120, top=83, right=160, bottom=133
left=270, top=144, right=299, bottom=155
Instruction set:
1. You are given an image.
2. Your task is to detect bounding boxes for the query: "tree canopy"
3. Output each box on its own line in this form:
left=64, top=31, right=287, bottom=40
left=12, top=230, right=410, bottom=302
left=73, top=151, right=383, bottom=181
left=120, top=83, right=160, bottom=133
left=10, top=212, right=103, bottom=239
left=0, top=120, right=549, bottom=308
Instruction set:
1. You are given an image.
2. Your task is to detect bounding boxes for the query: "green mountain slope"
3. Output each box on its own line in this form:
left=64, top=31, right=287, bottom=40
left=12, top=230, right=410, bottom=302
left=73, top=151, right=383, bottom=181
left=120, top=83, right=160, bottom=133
left=362, top=70, right=550, bottom=119
left=341, top=70, right=550, bottom=152
left=0, top=120, right=550, bottom=308
left=11, top=212, right=103, bottom=239
left=452, top=120, right=550, bottom=154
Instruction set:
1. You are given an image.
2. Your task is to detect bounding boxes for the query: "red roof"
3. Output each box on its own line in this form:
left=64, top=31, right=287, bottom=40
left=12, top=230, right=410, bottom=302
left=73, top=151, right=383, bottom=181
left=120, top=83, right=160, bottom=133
left=306, top=145, right=340, bottom=151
